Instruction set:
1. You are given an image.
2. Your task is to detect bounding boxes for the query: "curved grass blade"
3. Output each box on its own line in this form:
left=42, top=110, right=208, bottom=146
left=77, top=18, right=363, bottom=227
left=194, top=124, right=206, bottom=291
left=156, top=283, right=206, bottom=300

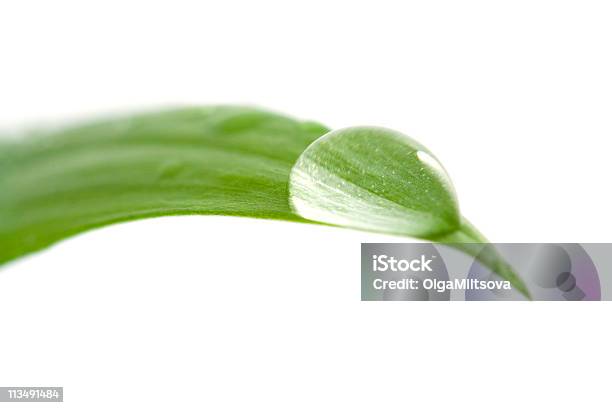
left=0, top=107, right=329, bottom=265
left=0, top=108, right=529, bottom=298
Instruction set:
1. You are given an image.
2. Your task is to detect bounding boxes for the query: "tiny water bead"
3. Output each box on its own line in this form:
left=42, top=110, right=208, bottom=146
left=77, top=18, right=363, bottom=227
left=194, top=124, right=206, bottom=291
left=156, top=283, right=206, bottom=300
left=288, top=127, right=461, bottom=238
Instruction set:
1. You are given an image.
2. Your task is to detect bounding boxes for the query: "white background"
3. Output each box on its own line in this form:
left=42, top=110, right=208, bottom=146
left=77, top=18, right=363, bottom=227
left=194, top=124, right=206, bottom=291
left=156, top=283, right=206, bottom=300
left=1, top=0, right=611, bottom=406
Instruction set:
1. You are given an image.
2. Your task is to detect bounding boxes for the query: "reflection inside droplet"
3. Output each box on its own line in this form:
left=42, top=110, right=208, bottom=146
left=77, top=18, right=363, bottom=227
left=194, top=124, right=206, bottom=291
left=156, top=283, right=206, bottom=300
left=416, top=150, right=445, bottom=174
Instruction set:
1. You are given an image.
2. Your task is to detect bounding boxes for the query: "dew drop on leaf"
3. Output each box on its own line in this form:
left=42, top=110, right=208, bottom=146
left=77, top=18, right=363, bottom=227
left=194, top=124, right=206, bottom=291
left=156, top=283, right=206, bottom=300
left=288, top=127, right=461, bottom=238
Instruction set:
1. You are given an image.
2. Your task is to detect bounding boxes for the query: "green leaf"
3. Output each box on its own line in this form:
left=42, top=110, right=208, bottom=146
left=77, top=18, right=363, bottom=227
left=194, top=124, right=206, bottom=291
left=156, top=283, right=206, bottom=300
left=0, top=107, right=529, bottom=298
left=0, top=107, right=328, bottom=265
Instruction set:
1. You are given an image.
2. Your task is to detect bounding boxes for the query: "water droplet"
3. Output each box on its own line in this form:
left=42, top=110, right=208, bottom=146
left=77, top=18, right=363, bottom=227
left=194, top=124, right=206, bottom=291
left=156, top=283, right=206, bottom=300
left=288, top=127, right=461, bottom=237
